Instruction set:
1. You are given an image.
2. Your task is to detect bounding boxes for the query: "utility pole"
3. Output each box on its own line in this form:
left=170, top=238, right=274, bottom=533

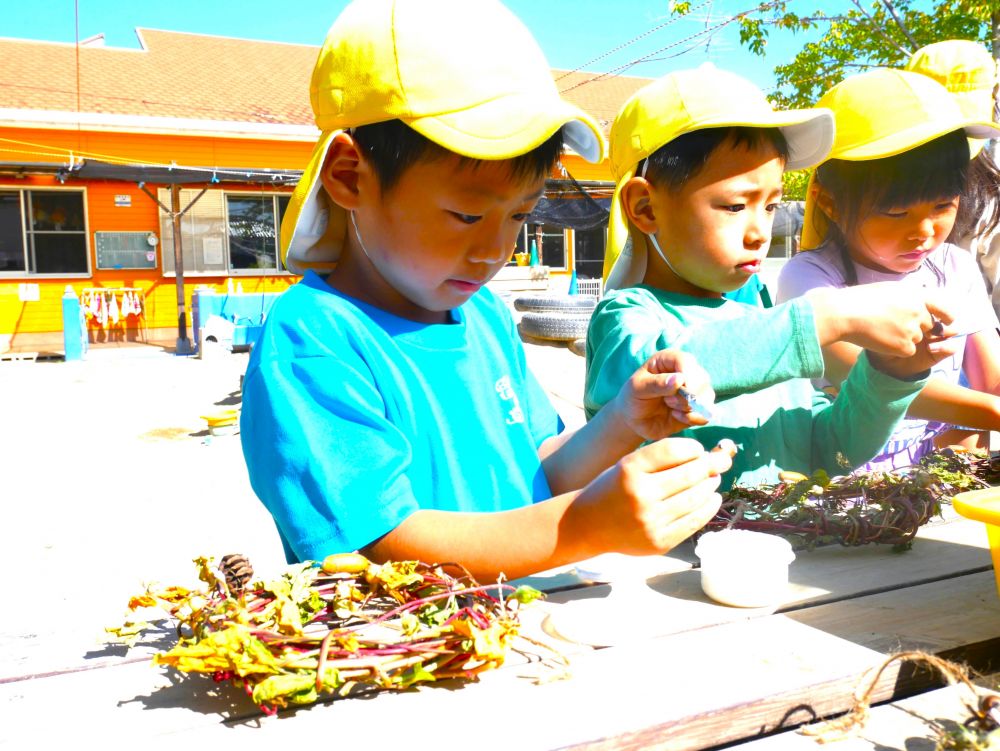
left=170, top=184, right=192, bottom=354
left=140, top=183, right=207, bottom=355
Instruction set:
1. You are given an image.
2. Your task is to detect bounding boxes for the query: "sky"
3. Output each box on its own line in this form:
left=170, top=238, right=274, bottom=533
left=0, top=0, right=813, bottom=93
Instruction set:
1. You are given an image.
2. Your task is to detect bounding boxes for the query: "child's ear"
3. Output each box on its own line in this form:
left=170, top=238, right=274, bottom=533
left=813, top=184, right=839, bottom=221
left=621, top=176, right=659, bottom=234
left=319, top=132, right=365, bottom=211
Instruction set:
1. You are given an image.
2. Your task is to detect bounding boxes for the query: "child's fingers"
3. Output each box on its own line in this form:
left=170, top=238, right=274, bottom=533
left=646, top=479, right=723, bottom=526
left=646, top=441, right=734, bottom=497
left=631, top=370, right=684, bottom=400
left=662, top=387, right=716, bottom=415
left=924, top=320, right=960, bottom=341
left=643, top=348, right=700, bottom=377
left=626, top=437, right=706, bottom=474
left=668, top=407, right=706, bottom=427
left=925, top=337, right=963, bottom=360
left=645, top=483, right=724, bottom=549
left=922, top=291, right=957, bottom=327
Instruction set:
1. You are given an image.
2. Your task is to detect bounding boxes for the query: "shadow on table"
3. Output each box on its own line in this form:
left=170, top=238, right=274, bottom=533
left=119, top=669, right=262, bottom=723
left=121, top=667, right=483, bottom=726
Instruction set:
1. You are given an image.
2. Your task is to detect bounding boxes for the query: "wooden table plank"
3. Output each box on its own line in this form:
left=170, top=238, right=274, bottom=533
left=5, top=570, right=995, bottom=750
left=536, top=514, right=993, bottom=649
left=0, top=617, right=898, bottom=750
left=1, top=514, right=994, bottom=749
left=786, top=571, right=1000, bottom=656
left=0, top=512, right=988, bottom=683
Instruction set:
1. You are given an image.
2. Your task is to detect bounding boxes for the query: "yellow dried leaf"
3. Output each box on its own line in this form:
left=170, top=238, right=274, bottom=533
left=128, top=594, right=157, bottom=610
left=155, top=624, right=281, bottom=677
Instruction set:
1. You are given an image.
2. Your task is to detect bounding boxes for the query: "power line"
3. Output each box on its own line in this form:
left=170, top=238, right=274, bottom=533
left=554, top=0, right=715, bottom=82
left=559, top=0, right=789, bottom=95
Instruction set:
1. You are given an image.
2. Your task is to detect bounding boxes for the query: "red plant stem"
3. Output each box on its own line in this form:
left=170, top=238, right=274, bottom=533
left=331, top=584, right=515, bottom=635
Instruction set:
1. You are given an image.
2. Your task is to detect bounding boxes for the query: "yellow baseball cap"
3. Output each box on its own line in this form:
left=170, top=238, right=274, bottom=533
left=906, top=40, right=998, bottom=122
left=800, top=68, right=1000, bottom=249
left=603, top=64, right=834, bottom=290
left=281, top=0, right=606, bottom=275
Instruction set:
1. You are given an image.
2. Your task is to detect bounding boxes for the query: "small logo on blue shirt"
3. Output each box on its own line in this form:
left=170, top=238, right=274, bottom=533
left=495, top=375, right=524, bottom=425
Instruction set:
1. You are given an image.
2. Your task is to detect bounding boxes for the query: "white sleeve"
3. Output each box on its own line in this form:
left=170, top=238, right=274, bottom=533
left=775, top=251, right=846, bottom=304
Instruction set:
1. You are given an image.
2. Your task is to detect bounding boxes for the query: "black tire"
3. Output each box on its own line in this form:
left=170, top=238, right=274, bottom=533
left=513, top=294, right=598, bottom=313
left=519, top=312, right=591, bottom=342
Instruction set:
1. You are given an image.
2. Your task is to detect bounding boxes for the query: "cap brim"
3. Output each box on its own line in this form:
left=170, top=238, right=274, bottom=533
left=773, top=109, right=836, bottom=170
left=836, top=118, right=1000, bottom=160
left=409, top=92, right=606, bottom=163
left=281, top=130, right=347, bottom=275
left=653, top=108, right=835, bottom=171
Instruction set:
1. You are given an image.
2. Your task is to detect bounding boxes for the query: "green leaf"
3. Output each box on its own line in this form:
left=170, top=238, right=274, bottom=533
left=400, top=612, right=420, bottom=636
left=251, top=672, right=318, bottom=707
left=397, top=662, right=437, bottom=687
left=508, top=585, right=544, bottom=604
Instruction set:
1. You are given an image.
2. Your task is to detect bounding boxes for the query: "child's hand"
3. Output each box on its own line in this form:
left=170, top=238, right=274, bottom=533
left=865, top=293, right=964, bottom=378
left=563, top=438, right=736, bottom=556
left=808, top=283, right=945, bottom=356
left=613, top=349, right=716, bottom=441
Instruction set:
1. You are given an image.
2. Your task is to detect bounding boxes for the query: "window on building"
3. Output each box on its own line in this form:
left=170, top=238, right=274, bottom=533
left=0, top=190, right=87, bottom=275
left=159, top=190, right=291, bottom=274
left=227, top=195, right=277, bottom=271
left=513, top=223, right=566, bottom=269
left=574, top=226, right=607, bottom=279
left=0, top=191, right=24, bottom=273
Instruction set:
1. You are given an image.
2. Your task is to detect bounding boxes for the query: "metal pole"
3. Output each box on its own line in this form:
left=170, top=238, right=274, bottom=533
left=171, top=184, right=192, bottom=354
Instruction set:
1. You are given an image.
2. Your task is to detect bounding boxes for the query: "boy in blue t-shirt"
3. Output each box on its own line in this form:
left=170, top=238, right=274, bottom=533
left=240, top=0, right=735, bottom=581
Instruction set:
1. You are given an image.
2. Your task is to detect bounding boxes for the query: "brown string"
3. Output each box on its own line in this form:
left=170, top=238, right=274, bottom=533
left=801, top=651, right=992, bottom=744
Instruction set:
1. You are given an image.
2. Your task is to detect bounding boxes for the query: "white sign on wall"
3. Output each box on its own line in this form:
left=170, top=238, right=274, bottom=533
left=18, top=283, right=40, bottom=302
left=202, top=237, right=224, bottom=265
left=114, top=194, right=132, bottom=207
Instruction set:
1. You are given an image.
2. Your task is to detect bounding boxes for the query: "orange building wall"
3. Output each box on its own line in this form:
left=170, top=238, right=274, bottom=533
left=0, top=127, right=313, bottom=352
left=0, top=127, right=316, bottom=171
left=0, top=127, right=615, bottom=353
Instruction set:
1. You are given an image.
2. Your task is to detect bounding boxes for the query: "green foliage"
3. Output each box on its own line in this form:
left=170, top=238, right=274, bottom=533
left=713, top=449, right=993, bottom=549
left=671, top=1, right=995, bottom=108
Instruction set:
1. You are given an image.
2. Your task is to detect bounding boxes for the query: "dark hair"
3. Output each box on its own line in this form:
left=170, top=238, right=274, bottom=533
left=351, top=119, right=564, bottom=193
left=814, top=129, right=969, bottom=285
left=949, top=144, right=1000, bottom=243
left=642, top=126, right=790, bottom=191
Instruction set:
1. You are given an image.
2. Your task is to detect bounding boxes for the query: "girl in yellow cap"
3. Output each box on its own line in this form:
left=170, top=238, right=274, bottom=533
left=776, top=68, right=1000, bottom=471
left=585, top=64, right=953, bottom=491
left=906, top=39, right=1000, bottom=321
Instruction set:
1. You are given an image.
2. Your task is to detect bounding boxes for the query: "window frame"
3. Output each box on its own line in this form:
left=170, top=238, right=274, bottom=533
left=160, top=189, right=293, bottom=277
left=224, top=192, right=289, bottom=276
left=511, top=222, right=570, bottom=271
left=0, top=186, right=91, bottom=278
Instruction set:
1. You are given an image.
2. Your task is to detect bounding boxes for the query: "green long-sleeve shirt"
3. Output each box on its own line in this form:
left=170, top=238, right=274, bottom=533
left=584, top=286, right=929, bottom=490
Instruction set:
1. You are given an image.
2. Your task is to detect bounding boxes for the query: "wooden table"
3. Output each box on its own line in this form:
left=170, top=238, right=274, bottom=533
left=2, top=508, right=998, bottom=750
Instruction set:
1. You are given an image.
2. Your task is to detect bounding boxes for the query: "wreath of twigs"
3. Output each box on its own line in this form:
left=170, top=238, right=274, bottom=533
left=107, top=553, right=554, bottom=715
left=705, top=449, right=999, bottom=551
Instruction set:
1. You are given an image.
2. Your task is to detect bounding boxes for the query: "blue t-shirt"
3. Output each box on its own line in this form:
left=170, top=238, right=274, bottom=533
left=241, top=271, right=562, bottom=563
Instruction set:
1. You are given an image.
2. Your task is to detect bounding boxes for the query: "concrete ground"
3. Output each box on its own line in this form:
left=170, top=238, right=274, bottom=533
left=0, top=335, right=586, bottom=680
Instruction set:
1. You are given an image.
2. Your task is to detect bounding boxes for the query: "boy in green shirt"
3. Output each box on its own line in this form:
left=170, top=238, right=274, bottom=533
left=585, top=64, right=959, bottom=490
